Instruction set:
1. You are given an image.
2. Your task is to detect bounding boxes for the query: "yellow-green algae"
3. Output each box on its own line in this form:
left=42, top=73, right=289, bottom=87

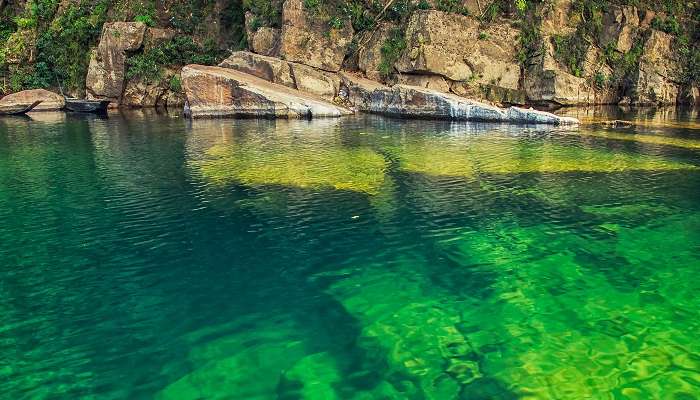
left=192, top=143, right=387, bottom=195
left=385, top=137, right=696, bottom=178
left=578, top=130, right=700, bottom=150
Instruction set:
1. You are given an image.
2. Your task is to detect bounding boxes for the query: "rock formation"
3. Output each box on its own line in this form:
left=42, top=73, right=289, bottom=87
left=85, top=22, right=147, bottom=104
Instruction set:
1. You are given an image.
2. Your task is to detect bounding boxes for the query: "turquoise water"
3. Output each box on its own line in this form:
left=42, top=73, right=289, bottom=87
left=1, top=108, right=699, bottom=399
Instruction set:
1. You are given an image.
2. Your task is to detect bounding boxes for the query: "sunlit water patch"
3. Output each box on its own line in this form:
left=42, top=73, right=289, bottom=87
left=1, top=109, right=699, bottom=399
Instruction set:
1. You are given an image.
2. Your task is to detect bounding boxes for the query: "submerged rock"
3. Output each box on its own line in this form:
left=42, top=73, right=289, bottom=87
left=181, top=65, right=352, bottom=118
left=0, top=89, right=64, bottom=111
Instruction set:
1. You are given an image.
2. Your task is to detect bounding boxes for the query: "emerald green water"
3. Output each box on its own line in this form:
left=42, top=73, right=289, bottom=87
left=1, top=108, right=699, bottom=399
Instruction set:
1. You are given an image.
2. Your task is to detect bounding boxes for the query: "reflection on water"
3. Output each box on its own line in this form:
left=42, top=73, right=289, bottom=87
left=1, top=108, right=699, bottom=399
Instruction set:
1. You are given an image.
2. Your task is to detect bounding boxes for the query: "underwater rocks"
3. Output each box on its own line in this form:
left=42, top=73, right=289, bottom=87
left=181, top=65, right=352, bottom=119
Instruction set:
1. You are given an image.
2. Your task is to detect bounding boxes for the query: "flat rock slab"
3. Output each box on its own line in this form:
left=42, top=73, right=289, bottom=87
left=181, top=65, right=352, bottom=119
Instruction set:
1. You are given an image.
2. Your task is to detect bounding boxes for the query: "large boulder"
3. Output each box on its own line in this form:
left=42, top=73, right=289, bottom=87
left=524, top=38, right=594, bottom=105
left=181, top=65, right=351, bottom=118
left=279, top=0, right=354, bottom=72
left=219, top=51, right=339, bottom=101
left=85, top=22, right=147, bottom=104
left=395, top=11, right=521, bottom=91
left=630, top=30, right=682, bottom=105
left=245, top=11, right=281, bottom=56
left=0, top=89, right=65, bottom=111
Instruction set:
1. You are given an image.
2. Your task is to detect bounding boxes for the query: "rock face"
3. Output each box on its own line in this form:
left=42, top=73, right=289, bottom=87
left=181, top=65, right=352, bottom=118
left=85, top=22, right=147, bottom=104
left=524, top=38, right=594, bottom=106
left=122, top=70, right=185, bottom=109
left=339, top=73, right=578, bottom=124
left=245, top=11, right=281, bottom=56
left=0, top=89, right=64, bottom=111
left=219, top=51, right=339, bottom=101
left=279, top=0, right=354, bottom=72
left=357, top=22, right=395, bottom=81
left=396, top=11, right=520, bottom=90
left=630, top=30, right=682, bottom=105
left=600, top=6, right=639, bottom=53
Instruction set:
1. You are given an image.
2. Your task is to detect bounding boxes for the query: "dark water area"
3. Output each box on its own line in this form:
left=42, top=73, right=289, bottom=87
left=1, top=108, right=699, bottom=399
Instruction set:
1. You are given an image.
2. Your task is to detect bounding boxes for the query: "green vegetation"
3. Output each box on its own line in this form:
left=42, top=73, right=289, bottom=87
left=126, top=37, right=225, bottom=83
left=552, top=33, right=587, bottom=77
left=435, top=0, right=470, bottom=15
left=169, top=75, right=182, bottom=93
left=378, top=28, right=406, bottom=79
left=242, top=0, right=281, bottom=28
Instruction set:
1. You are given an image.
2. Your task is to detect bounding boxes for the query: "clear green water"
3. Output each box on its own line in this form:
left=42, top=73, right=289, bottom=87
left=1, top=108, right=700, bottom=399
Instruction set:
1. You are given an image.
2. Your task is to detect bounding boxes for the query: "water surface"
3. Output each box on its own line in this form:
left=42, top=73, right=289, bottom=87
left=1, top=108, right=700, bottom=399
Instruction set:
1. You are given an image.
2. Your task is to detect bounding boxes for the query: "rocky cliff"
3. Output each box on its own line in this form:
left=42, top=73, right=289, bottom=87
left=1, top=0, right=698, bottom=108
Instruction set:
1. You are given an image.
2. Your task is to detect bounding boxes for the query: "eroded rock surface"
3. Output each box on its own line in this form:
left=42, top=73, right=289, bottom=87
left=396, top=11, right=520, bottom=91
left=181, top=65, right=351, bottom=118
left=631, top=30, right=682, bottom=105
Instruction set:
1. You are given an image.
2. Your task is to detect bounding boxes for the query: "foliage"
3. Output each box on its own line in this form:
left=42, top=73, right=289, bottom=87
left=169, top=75, right=182, bottom=93
left=341, top=1, right=375, bottom=31
left=594, top=71, right=607, bottom=88
left=126, top=37, right=226, bottom=83
left=328, top=16, right=343, bottom=29
left=436, top=0, right=470, bottom=15
left=602, top=40, right=645, bottom=84
left=384, top=0, right=412, bottom=21
left=416, top=0, right=431, bottom=10
left=651, top=15, right=681, bottom=35
left=378, top=28, right=406, bottom=78
left=303, top=0, right=321, bottom=13
left=478, top=32, right=490, bottom=40
left=242, top=0, right=281, bottom=28
left=552, top=33, right=588, bottom=77
left=30, top=0, right=110, bottom=92
left=134, top=14, right=156, bottom=27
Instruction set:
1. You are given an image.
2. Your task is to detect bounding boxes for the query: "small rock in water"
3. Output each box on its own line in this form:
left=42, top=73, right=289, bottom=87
left=600, top=120, right=634, bottom=128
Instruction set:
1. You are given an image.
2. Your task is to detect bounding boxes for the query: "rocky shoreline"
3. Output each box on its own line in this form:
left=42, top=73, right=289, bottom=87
left=1, top=0, right=697, bottom=123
